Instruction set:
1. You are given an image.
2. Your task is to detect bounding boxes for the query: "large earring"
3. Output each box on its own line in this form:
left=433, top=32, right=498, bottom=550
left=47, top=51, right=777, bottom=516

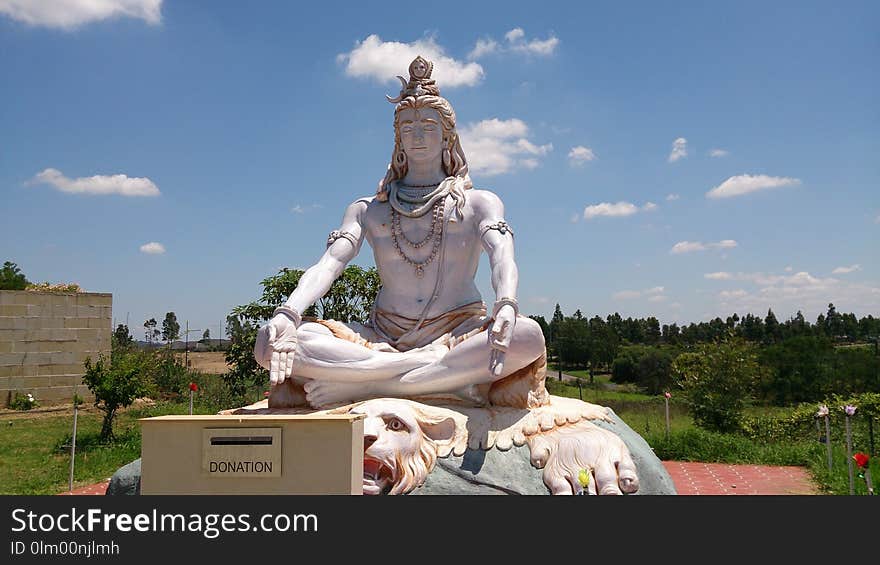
left=395, top=149, right=407, bottom=168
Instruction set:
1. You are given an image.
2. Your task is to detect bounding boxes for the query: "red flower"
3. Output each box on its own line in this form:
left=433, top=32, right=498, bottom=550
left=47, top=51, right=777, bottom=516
left=189, top=382, right=198, bottom=392
left=853, top=452, right=870, bottom=469
left=263, top=391, right=270, bottom=398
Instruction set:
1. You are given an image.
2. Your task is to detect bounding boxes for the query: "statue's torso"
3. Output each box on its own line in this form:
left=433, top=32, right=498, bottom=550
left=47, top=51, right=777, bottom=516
left=361, top=191, right=489, bottom=319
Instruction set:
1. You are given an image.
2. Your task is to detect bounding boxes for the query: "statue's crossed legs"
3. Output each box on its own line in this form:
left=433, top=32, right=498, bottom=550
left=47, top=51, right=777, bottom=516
left=255, top=316, right=546, bottom=408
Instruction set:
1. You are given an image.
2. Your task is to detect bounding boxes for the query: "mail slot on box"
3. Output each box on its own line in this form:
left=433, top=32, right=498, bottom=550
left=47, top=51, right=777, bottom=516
left=139, top=414, right=364, bottom=494
left=202, top=428, right=282, bottom=477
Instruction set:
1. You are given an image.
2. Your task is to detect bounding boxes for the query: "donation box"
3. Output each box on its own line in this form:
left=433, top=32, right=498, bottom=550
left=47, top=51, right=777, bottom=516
left=139, top=414, right=365, bottom=494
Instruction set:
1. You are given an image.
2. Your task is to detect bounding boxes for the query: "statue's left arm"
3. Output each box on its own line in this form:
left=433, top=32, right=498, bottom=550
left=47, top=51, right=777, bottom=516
left=473, top=190, right=519, bottom=377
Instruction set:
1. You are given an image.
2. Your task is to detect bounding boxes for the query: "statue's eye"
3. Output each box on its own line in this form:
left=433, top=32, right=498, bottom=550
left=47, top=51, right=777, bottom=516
left=387, top=418, right=405, bottom=431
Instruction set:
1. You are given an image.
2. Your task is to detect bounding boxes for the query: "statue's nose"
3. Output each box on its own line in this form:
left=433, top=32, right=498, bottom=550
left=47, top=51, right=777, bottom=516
left=363, top=417, right=380, bottom=449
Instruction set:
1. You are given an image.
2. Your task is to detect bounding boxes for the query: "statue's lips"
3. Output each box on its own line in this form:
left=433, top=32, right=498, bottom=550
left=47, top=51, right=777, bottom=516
left=362, top=457, right=393, bottom=495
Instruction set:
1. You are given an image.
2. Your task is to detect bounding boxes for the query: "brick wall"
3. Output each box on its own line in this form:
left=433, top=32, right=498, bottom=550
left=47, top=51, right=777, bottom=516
left=0, top=290, right=111, bottom=406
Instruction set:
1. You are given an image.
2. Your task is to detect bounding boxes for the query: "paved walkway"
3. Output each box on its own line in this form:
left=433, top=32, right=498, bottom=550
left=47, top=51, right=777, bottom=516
left=56, top=463, right=819, bottom=495
left=58, top=480, right=110, bottom=495
left=662, top=462, right=818, bottom=495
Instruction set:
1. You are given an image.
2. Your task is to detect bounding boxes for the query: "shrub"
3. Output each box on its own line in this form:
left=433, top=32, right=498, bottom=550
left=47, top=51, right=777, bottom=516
left=82, top=351, right=152, bottom=441
left=8, top=391, right=38, bottom=410
left=672, top=339, right=761, bottom=433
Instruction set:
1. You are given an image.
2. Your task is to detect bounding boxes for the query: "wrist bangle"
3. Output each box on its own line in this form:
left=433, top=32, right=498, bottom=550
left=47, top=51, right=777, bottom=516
left=273, top=305, right=302, bottom=327
left=492, top=297, right=518, bottom=319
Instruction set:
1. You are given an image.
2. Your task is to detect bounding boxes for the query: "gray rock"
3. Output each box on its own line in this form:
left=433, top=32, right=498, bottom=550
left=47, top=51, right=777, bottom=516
left=107, top=411, right=675, bottom=495
left=106, top=458, right=141, bottom=495
left=412, top=409, right=677, bottom=495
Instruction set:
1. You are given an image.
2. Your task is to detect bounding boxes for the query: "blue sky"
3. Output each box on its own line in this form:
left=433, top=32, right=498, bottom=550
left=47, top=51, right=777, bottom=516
left=2, top=0, right=877, bottom=339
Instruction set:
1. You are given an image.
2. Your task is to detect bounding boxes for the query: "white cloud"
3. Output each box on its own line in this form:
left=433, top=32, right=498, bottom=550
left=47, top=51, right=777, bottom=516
left=139, top=242, right=165, bottom=255
left=785, top=266, right=793, bottom=272
left=668, top=137, right=688, bottom=163
left=505, top=28, right=525, bottom=43
left=0, top=0, right=162, bottom=29
left=612, top=290, right=642, bottom=300
left=613, top=286, right=667, bottom=301
left=459, top=118, right=552, bottom=176
left=583, top=202, right=638, bottom=220
left=28, top=168, right=160, bottom=196
left=712, top=270, right=880, bottom=319
left=291, top=203, right=322, bottom=214
left=642, top=202, right=658, bottom=212
left=469, top=27, right=559, bottom=60
left=832, top=264, right=861, bottom=274
left=567, top=146, right=596, bottom=166
left=708, top=148, right=729, bottom=158
left=338, top=34, right=484, bottom=88
left=706, top=174, right=801, bottom=199
left=670, top=239, right=738, bottom=254
left=666, top=193, right=680, bottom=201
left=467, top=38, right=498, bottom=60
left=705, top=272, right=733, bottom=280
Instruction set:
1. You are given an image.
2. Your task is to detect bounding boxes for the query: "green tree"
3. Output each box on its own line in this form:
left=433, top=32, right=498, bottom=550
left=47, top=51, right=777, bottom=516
left=672, top=339, right=761, bottom=433
left=144, top=318, right=160, bottom=345
left=112, top=324, right=133, bottom=349
left=0, top=261, right=29, bottom=290
left=224, top=265, right=381, bottom=400
left=82, top=351, right=152, bottom=441
left=202, top=328, right=211, bottom=342
left=162, top=312, right=180, bottom=345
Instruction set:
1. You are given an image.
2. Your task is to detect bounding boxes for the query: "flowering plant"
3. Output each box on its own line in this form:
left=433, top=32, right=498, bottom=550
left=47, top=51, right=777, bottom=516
left=853, top=452, right=870, bottom=469
left=844, top=405, right=857, bottom=416
left=9, top=392, right=37, bottom=411
left=189, top=382, right=199, bottom=392
left=664, top=391, right=671, bottom=399
left=817, top=404, right=829, bottom=418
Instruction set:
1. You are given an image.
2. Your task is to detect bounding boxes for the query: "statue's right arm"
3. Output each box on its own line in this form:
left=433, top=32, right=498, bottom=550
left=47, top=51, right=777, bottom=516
left=281, top=199, right=368, bottom=317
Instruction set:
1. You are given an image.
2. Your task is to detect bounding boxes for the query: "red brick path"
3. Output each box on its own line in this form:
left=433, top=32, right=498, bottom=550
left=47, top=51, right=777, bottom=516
left=662, top=462, right=818, bottom=495
left=58, top=480, right=110, bottom=495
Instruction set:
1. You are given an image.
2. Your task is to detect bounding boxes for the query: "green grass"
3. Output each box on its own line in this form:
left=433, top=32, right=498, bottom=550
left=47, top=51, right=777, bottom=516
left=0, top=374, right=266, bottom=495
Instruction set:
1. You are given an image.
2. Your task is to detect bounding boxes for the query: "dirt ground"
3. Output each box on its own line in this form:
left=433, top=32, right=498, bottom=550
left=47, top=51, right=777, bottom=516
left=176, top=351, right=230, bottom=374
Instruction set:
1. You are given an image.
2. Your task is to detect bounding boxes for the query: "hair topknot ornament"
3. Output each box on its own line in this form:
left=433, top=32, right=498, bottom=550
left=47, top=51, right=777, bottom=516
left=386, top=56, right=440, bottom=103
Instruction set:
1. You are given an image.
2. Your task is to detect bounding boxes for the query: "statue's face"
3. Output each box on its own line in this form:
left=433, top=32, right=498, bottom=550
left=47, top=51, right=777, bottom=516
left=397, top=107, right=444, bottom=165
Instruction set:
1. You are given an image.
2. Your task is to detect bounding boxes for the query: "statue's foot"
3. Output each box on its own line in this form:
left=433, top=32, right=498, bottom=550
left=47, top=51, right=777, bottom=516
left=454, top=383, right=491, bottom=406
left=268, top=379, right=308, bottom=408
left=531, top=422, right=640, bottom=495
left=303, top=379, right=367, bottom=409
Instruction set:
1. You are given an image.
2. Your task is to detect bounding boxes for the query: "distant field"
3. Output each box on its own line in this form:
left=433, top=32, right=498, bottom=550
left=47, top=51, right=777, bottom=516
left=175, top=352, right=229, bottom=374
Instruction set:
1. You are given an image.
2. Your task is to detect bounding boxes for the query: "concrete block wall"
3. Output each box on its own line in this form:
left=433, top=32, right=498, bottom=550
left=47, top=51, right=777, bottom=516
left=0, top=290, right=111, bottom=406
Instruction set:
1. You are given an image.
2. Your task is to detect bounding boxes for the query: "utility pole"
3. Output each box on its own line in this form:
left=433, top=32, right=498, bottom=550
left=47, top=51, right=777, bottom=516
left=182, top=321, right=202, bottom=368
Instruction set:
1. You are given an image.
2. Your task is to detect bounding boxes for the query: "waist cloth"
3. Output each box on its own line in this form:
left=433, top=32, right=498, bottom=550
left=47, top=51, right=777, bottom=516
left=314, top=301, right=489, bottom=353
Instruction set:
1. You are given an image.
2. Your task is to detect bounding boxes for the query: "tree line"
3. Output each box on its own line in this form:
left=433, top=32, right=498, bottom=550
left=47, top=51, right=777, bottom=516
left=530, top=303, right=880, bottom=406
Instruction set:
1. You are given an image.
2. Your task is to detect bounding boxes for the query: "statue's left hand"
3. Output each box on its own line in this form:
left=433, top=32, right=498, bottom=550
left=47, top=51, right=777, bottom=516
left=267, top=313, right=298, bottom=385
left=489, top=304, right=516, bottom=377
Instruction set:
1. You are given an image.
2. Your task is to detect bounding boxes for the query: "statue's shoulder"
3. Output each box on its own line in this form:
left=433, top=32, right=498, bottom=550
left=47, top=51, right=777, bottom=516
left=467, top=188, right=505, bottom=215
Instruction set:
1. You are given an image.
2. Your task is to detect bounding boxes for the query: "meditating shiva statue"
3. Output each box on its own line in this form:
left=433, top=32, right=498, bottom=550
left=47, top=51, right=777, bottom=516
left=254, top=55, right=547, bottom=410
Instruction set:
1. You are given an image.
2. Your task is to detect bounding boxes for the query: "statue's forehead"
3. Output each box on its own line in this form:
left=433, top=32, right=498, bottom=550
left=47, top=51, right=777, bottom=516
left=352, top=399, right=418, bottom=422
left=398, top=106, right=440, bottom=122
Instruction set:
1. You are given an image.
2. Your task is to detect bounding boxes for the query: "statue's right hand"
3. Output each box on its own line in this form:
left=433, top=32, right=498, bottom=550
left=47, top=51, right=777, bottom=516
left=267, top=313, right=298, bottom=385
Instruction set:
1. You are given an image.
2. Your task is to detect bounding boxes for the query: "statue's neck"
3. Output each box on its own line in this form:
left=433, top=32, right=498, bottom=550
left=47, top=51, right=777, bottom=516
left=403, top=160, right=446, bottom=187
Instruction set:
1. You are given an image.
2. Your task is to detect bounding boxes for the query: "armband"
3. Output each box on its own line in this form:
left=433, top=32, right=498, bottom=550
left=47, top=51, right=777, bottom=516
left=480, top=220, right=514, bottom=238
left=327, top=230, right=358, bottom=248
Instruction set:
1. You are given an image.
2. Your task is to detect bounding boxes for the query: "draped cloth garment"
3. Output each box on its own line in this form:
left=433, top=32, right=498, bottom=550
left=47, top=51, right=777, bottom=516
left=313, top=301, right=488, bottom=353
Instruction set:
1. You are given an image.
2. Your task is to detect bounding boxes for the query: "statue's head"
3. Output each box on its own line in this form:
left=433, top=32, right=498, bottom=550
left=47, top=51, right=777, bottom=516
left=336, top=398, right=462, bottom=495
left=377, top=56, right=471, bottom=201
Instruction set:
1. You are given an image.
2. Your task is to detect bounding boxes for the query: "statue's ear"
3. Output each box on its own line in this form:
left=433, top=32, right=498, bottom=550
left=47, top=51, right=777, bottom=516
left=418, top=415, right=457, bottom=444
